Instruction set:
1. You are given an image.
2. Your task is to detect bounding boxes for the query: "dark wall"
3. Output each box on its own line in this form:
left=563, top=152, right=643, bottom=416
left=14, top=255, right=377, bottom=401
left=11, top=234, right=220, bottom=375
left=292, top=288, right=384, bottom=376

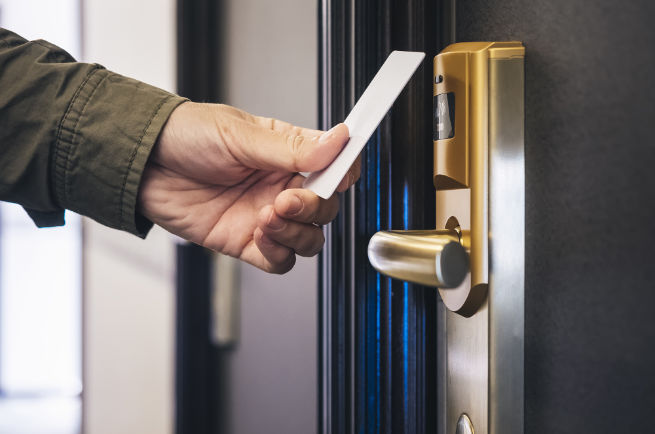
left=457, top=1, right=655, bottom=432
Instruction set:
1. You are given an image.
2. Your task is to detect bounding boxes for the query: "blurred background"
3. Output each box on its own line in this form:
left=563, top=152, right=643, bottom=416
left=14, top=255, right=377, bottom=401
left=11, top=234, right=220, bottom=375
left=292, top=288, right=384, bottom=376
left=0, top=0, right=319, bottom=433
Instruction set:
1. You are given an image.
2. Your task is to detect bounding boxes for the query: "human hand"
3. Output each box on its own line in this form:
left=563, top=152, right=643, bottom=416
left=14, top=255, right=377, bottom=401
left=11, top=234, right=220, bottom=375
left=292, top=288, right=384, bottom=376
left=138, top=102, right=359, bottom=273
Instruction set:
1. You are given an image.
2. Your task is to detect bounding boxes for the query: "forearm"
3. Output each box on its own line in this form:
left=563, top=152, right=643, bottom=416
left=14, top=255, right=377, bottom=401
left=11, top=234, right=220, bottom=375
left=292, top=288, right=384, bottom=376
left=0, top=28, right=186, bottom=235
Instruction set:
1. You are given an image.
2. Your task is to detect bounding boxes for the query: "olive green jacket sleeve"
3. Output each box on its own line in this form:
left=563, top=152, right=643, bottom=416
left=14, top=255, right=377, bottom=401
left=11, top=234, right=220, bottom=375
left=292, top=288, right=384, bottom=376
left=0, top=28, right=187, bottom=236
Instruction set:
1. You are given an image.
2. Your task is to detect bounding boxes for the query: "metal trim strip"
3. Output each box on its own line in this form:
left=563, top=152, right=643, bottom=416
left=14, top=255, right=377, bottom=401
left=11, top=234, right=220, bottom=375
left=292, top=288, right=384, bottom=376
left=488, top=56, right=525, bottom=434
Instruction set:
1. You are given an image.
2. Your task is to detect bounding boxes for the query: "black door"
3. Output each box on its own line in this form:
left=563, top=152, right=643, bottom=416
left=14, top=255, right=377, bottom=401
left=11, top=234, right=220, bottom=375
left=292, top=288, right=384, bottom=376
left=320, top=0, right=655, bottom=433
left=457, top=1, right=655, bottom=433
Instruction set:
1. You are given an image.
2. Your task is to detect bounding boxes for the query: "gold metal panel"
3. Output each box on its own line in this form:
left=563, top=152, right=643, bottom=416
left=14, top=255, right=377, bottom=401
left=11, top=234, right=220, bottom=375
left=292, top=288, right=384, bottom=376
left=434, top=41, right=523, bottom=316
left=436, top=42, right=525, bottom=434
left=434, top=51, right=469, bottom=189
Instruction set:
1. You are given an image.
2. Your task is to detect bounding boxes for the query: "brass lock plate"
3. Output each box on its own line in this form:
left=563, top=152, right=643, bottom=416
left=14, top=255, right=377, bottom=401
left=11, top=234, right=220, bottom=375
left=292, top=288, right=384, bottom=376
left=434, top=42, right=524, bottom=317
left=435, top=42, right=525, bottom=434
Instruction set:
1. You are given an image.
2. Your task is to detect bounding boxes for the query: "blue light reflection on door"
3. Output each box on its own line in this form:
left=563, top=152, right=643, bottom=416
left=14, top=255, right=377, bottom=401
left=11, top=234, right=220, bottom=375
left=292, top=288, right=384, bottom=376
left=403, top=183, right=409, bottom=421
left=359, top=129, right=415, bottom=434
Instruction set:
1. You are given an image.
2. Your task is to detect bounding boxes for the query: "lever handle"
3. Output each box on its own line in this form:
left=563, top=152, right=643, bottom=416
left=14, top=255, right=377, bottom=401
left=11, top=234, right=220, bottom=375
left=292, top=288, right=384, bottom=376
left=367, top=230, right=469, bottom=288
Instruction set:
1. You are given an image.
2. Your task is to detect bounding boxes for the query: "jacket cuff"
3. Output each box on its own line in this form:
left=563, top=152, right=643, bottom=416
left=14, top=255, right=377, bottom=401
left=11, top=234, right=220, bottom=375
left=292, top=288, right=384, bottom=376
left=53, top=68, right=187, bottom=237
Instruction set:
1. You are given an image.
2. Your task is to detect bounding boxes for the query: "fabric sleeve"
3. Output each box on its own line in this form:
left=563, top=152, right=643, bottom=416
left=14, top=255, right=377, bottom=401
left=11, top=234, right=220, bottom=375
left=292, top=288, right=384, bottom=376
left=0, top=28, right=187, bottom=236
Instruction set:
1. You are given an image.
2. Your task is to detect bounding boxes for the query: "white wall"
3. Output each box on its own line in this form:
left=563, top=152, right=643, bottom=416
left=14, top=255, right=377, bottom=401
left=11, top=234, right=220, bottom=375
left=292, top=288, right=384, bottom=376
left=82, top=226, right=175, bottom=434
left=81, top=0, right=177, bottom=433
left=0, top=3, right=83, bottom=432
left=82, top=0, right=176, bottom=91
left=0, top=0, right=80, bottom=59
left=221, top=0, right=319, bottom=433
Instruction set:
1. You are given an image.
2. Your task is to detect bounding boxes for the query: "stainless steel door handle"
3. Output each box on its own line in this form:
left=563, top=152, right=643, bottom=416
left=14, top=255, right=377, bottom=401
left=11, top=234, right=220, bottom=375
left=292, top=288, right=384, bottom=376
left=367, top=229, right=469, bottom=288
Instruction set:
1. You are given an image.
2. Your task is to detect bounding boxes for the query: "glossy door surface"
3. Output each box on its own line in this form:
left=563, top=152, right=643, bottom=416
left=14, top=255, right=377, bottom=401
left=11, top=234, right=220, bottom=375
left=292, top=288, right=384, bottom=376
left=457, top=1, right=655, bottom=432
left=318, top=0, right=451, bottom=432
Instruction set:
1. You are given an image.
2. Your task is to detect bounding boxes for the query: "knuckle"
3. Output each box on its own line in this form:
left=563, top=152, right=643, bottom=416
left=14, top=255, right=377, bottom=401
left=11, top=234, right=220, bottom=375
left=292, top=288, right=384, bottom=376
left=287, top=134, right=307, bottom=169
left=215, top=121, right=235, bottom=147
left=290, top=125, right=303, bottom=135
left=260, top=116, right=275, bottom=129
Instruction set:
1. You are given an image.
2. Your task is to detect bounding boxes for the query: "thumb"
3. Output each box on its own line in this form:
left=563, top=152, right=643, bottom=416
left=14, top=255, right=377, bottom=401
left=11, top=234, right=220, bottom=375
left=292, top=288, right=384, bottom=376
left=233, top=121, right=349, bottom=173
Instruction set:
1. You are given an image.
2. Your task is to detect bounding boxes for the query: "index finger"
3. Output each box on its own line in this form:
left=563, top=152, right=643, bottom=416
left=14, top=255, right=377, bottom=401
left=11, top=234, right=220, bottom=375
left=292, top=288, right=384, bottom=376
left=335, top=155, right=362, bottom=192
left=254, top=115, right=324, bottom=139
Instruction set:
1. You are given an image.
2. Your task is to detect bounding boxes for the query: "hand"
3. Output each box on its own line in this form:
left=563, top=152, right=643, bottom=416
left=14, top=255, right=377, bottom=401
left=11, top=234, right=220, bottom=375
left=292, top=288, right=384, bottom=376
left=138, top=102, right=359, bottom=273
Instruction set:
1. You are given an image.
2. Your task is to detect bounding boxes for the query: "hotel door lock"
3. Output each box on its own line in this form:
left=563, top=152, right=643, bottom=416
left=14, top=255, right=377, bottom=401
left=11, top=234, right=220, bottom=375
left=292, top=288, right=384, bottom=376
left=368, top=41, right=525, bottom=434
left=367, top=41, right=524, bottom=317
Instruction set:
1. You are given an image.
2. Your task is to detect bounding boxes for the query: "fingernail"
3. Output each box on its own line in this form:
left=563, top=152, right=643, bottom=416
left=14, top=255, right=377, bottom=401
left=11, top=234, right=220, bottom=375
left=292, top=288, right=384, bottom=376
left=286, top=195, right=304, bottom=216
left=318, top=125, right=337, bottom=146
left=267, top=208, right=286, bottom=231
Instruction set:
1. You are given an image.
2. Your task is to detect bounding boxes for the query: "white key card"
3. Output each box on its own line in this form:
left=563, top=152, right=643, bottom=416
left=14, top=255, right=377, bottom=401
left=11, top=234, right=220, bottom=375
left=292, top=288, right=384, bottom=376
left=303, top=50, right=425, bottom=199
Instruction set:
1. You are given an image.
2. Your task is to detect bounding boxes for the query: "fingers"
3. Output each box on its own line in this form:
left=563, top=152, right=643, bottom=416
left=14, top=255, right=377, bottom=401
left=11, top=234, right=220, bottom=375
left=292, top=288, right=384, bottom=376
left=251, top=186, right=341, bottom=271
left=227, top=118, right=350, bottom=173
left=254, top=115, right=324, bottom=139
left=274, top=188, right=339, bottom=225
left=250, top=183, right=348, bottom=273
left=336, top=154, right=362, bottom=192
left=253, top=227, right=296, bottom=274
left=258, top=206, right=325, bottom=257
